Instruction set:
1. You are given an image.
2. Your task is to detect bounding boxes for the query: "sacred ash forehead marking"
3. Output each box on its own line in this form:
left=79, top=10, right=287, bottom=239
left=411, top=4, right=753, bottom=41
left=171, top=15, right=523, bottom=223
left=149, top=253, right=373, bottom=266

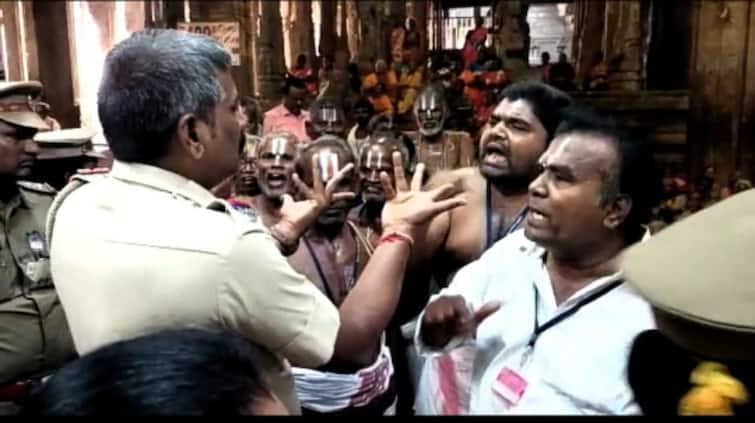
left=317, top=147, right=341, bottom=181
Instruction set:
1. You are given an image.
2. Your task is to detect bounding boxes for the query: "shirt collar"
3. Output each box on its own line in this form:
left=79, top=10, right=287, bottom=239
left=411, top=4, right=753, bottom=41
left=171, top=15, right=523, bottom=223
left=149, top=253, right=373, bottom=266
left=526, top=240, right=624, bottom=310
left=109, top=160, right=217, bottom=207
left=276, top=104, right=307, bottom=119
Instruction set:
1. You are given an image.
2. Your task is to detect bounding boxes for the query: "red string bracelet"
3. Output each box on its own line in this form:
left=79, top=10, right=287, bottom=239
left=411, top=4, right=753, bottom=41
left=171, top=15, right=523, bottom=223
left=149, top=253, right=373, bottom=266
left=378, top=231, right=414, bottom=249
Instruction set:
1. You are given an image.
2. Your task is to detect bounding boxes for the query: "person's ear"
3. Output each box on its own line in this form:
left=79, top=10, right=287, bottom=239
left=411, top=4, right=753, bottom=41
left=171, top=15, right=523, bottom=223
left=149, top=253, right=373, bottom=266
left=603, top=193, right=632, bottom=230
left=176, top=114, right=205, bottom=159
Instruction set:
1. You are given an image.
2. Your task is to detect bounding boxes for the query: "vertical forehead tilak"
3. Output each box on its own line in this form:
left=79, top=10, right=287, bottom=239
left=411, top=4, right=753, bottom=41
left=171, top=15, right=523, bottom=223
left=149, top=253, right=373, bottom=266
left=364, top=146, right=386, bottom=169
left=319, top=106, right=338, bottom=123
left=270, top=136, right=288, bottom=155
left=317, top=147, right=341, bottom=181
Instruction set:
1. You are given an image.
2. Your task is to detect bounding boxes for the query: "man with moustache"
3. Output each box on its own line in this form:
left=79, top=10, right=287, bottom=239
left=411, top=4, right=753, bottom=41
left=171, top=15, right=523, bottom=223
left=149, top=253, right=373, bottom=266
left=412, top=81, right=573, bottom=289
left=352, top=133, right=427, bottom=414
left=406, top=83, right=476, bottom=178
left=397, top=81, right=572, bottom=404
left=287, top=136, right=391, bottom=415
left=228, top=134, right=262, bottom=217
left=288, top=136, right=457, bottom=415
left=415, top=104, right=662, bottom=414
left=48, top=30, right=466, bottom=415
left=354, top=133, right=416, bottom=247
left=0, top=82, right=76, bottom=411
left=242, top=132, right=299, bottom=229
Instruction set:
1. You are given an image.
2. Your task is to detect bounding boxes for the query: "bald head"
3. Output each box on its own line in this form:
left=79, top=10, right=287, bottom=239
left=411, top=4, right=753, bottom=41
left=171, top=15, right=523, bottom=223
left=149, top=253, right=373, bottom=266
left=414, top=83, right=448, bottom=137
left=297, top=135, right=357, bottom=227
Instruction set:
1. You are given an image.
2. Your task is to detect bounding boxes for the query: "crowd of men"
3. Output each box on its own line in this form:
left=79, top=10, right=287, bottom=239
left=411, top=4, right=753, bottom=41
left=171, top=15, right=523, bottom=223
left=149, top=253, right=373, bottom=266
left=0, top=28, right=753, bottom=416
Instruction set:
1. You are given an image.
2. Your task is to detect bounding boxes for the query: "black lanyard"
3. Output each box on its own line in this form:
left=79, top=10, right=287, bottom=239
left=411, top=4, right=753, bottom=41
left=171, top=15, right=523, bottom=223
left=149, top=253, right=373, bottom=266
left=485, top=181, right=528, bottom=249
left=527, top=279, right=624, bottom=349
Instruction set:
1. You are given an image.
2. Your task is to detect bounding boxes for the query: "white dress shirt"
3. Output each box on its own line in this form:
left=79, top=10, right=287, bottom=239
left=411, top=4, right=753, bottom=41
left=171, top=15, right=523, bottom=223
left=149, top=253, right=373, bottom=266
left=415, top=229, right=655, bottom=415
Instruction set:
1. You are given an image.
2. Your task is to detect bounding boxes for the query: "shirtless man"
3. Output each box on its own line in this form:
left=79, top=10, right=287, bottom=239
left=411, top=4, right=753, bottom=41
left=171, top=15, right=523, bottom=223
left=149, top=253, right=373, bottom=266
left=244, top=132, right=299, bottom=228
left=405, top=83, right=476, bottom=178
left=414, top=81, right=573, bottom=287
left=353, top=133, right=415, bottom=247
left=228, top=134, right=262, bottom=216
left=289, top=136, right=426, bottom=415
left=352, top=132, right=426, bottom=415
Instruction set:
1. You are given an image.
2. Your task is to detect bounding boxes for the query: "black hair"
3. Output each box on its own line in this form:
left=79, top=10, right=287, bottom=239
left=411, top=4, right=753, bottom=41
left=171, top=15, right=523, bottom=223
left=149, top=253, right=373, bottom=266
left=282, top=75, right=307, bottom=96
left=628, top=330, right=755, bottom=416
left=353, top=96, right=375, bottom=114
left=21, top=329, right=275, bottom=416
left=498, top=80, right=572, bottom=140
left=554, top=104, right=662, bottom=244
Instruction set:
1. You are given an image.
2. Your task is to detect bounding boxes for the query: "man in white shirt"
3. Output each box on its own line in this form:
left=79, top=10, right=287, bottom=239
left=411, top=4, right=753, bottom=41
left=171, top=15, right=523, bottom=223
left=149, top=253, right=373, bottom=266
left=415, top=104, right=663, bottom=414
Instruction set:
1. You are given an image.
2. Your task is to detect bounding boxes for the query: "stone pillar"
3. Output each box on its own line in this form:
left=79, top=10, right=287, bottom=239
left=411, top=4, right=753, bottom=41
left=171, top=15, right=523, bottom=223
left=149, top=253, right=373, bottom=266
left=31, top=0, right=79, bottom=127
left=319, top=0, right=338, bottom=58
left=357, top=1, right=385, bottom=61
left=409, top=0, right=429, bottom=52
left=573, top=0, right=605, bottom=87
left=285, top=0, right=315, bottom=68
left=603, top=0, right=643, bottom=90
left=345, top=0, right=360, bottom=59
left=258, top=0, right=286, bottom=107
left=337, top=0, right=349, bottom=55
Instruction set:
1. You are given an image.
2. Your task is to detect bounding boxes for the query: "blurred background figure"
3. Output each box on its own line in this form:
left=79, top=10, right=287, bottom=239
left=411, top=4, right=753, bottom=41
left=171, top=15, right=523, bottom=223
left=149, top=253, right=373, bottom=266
left=34, top=102, right=61, bottom=132
left=30, top=128, right=104, bottom=190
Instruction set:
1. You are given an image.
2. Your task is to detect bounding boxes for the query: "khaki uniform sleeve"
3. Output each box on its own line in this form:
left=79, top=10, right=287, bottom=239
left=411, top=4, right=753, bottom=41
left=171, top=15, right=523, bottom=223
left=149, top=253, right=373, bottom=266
left=218, top=230, right=340, bottom=368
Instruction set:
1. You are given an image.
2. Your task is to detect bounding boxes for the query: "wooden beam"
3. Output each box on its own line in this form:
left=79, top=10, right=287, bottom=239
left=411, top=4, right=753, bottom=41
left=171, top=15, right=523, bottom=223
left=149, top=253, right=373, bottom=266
left=31, top=0, right=79, bottom=128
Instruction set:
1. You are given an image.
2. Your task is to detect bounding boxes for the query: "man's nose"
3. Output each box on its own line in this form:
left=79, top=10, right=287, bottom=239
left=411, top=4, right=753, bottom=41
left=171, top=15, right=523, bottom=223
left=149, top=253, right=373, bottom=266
left=23, top=139, right=39, bottom=156
left=528, top=172, right=547, bottom=198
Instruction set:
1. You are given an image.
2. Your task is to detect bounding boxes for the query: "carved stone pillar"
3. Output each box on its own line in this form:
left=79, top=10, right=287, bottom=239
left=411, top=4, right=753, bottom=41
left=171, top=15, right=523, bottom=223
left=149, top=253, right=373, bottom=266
left=603, top=0, right=643, bottom=90
left=285, top=0, right=315, bottom=67
left=258, top=0, right=286, bottom=107
left=573, top=0, right=605, bottom=87
left=357, top=1, right=385, bottom=61
left=345, top=0, right=360, bottom=59
left=319, top=0, right=338, bottom=58
left=409, top=0, right=429, bottom=52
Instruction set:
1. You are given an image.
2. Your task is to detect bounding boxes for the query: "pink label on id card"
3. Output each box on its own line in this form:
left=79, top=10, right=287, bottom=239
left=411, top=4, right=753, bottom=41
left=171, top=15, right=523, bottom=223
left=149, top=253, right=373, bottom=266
left=492, top=367, right=528, bottom=405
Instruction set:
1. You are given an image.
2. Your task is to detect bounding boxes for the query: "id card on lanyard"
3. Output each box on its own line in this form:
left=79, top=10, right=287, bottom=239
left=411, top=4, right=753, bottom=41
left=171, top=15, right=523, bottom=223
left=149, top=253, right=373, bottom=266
left=492, top=279, right=624, bottom=406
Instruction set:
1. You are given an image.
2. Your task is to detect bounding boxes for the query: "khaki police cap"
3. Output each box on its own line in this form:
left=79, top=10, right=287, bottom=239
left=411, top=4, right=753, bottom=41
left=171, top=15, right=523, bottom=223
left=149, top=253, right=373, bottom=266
left=34, top=127, right=103, bottom=160
left=622, top=189, right=755, bottom=361
left=0, top=81, right=48, bottom=130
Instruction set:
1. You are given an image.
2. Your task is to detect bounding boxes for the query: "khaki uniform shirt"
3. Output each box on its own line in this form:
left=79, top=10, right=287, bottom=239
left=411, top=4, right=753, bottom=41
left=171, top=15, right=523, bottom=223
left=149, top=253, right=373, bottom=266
left=0, top=182, right=75, bottom=384
left=48, top=161, right=340, bottom=413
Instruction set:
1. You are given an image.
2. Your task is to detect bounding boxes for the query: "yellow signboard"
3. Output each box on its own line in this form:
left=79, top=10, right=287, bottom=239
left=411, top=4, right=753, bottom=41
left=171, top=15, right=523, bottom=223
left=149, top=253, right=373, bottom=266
left=177, top=22, right=241, bottom=66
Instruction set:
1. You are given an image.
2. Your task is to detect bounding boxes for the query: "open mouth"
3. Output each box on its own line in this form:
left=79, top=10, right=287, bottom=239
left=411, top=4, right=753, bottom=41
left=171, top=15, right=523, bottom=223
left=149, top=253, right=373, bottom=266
left=526, top=206, right=550, bottom=225
left=266, top=173, right=288, bottom=188
left=363, top=184, right=383, bottom=194
left=482, top=142, right=508, bottom=166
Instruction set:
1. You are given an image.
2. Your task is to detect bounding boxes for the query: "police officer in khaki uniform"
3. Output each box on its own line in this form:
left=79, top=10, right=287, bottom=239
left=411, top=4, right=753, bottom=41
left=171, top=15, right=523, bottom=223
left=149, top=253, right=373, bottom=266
left=0, top=82, right=76, bottom=397
left=48, top=30, right=464, bottom=415
left=623, top=190, right=755, bottom=416
left=31, top=128, right=104, bottom=190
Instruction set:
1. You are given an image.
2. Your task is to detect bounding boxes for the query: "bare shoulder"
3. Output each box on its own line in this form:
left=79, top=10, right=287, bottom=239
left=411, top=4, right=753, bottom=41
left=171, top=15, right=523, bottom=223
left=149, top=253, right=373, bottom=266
left=424, top=167, right=474, bottom=189
left=424, top=167, right=485, bottom=197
